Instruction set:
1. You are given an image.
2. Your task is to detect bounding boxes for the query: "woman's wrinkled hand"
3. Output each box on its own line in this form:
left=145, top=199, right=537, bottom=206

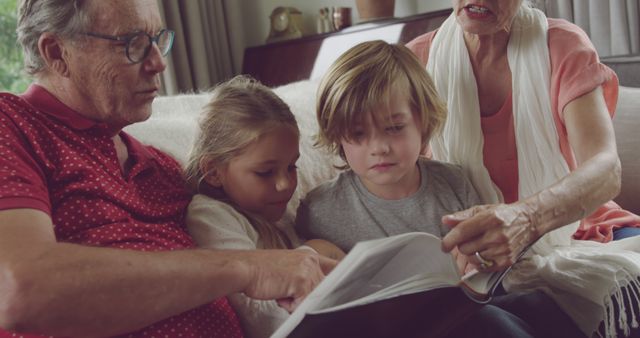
left=450, top=247, right=476, bottom=275
left=441, top=203, right=540, bottom=272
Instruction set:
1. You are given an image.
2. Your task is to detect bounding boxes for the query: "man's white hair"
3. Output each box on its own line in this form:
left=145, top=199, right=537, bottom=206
left=17, top=0, right=91, bottom=76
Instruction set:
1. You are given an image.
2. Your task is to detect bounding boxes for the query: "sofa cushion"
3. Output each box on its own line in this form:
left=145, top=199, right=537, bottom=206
left=124, top=93, right=208, bottom=165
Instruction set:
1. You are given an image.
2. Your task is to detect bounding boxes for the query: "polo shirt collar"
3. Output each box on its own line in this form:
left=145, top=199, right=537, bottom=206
left=21, top=84, right=103, bottom=131
left=20, top=84, right=158, bottom=170
left=120, top=131, right=155, bottom=163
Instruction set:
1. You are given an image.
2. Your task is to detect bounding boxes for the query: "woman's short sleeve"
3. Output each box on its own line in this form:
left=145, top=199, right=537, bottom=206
left=406, top=30, right=437, bottom=67
left=547, top=19, right=619, bottom=122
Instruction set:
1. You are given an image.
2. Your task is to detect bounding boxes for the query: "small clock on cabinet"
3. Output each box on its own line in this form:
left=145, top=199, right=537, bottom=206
left=267, top=7, right=303, bottom=43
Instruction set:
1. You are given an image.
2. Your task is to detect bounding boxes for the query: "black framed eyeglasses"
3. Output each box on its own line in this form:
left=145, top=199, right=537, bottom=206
left=83, top=29, right=175, bottom=64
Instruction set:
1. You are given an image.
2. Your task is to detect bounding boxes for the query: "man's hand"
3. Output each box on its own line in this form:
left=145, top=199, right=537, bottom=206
left=240, top=249, right=337, bottom=312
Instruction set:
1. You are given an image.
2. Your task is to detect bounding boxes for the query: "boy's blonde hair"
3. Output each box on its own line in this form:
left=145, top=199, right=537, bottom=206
left=316, top=40, right=447, bottom=164
left=184, top=75, right=297, bottom=249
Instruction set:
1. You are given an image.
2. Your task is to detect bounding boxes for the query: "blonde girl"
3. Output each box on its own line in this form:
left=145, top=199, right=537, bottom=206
left=184, top=75, right=342, bottom=338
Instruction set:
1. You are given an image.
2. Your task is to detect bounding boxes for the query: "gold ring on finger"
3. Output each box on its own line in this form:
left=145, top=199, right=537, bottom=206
left=475, top=251, right=495, bottom=269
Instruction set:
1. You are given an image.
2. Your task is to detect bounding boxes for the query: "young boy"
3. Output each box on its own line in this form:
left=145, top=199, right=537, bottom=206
left=295, top=40, right=585, bottom=338
left=296, top=40, right=479, bottom=252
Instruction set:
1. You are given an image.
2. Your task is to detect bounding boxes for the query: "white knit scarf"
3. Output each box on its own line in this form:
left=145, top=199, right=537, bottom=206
left=427, top=7, right=640, bottom=337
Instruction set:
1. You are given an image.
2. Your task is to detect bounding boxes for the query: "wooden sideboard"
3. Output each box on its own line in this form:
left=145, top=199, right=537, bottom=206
left=242, top=9, right=452, bottom=87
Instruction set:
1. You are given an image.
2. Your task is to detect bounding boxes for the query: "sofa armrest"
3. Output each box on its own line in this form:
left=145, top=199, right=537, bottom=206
left=602, top=55, right=640, bottom=88
left=613, top=86, right=640, bottom=214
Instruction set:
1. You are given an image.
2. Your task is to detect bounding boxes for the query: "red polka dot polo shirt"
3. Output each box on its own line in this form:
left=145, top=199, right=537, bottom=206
left=0, top=85, right=242, bottom=338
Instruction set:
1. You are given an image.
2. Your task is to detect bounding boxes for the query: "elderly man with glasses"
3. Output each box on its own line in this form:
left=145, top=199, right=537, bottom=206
left=0, top=1, right=334, bottom=337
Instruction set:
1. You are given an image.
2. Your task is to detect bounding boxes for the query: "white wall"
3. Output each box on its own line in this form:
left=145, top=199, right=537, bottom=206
left=224, top=0, right=452, bottom=73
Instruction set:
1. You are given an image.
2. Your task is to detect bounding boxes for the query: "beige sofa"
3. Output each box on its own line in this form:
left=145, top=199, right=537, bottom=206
left=124, top=81, right=639, bottom=226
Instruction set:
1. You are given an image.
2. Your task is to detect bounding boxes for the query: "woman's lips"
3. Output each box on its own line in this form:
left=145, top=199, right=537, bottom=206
left=464, top=4, right=493, bottom=19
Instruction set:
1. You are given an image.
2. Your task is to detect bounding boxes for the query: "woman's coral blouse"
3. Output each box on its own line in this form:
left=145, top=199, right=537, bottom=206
left=407, top=18, right=640, bottom=242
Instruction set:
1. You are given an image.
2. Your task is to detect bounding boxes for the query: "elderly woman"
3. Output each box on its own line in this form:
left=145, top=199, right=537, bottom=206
left=407, top=0, right=640, bottom=336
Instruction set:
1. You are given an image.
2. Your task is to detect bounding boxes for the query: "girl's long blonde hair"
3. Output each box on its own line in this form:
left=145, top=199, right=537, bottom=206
left=184, top=75, right=298, bottom=249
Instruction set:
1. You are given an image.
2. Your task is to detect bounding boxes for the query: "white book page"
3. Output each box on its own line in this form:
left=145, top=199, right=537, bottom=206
left=311, top=273, right=456, bottom=314
left=272, top=232, right=460, bottom=338
left=322, top=233, right=459, bottom=307
left=273, top=233, right=423, bottom=338
left=310, top=242, right=408, bottom=310
left=460, top=269, right=493, bottom=294
left=460, top=243, right=532, bottom=302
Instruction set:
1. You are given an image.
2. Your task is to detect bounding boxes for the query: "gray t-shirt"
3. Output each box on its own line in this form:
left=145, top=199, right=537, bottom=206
left=296, top=159, right=481, bottom=252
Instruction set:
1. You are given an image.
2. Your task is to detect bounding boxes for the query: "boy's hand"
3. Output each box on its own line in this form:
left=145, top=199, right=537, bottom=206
left=303, top=239, right=346, bottom=263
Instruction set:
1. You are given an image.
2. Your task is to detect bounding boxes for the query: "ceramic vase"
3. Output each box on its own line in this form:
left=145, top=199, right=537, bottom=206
left=355, top=0, right=395, bottom=22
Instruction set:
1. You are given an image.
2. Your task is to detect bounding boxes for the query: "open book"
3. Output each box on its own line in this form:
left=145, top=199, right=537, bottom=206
left=272, top=232, right=519, bottom=338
